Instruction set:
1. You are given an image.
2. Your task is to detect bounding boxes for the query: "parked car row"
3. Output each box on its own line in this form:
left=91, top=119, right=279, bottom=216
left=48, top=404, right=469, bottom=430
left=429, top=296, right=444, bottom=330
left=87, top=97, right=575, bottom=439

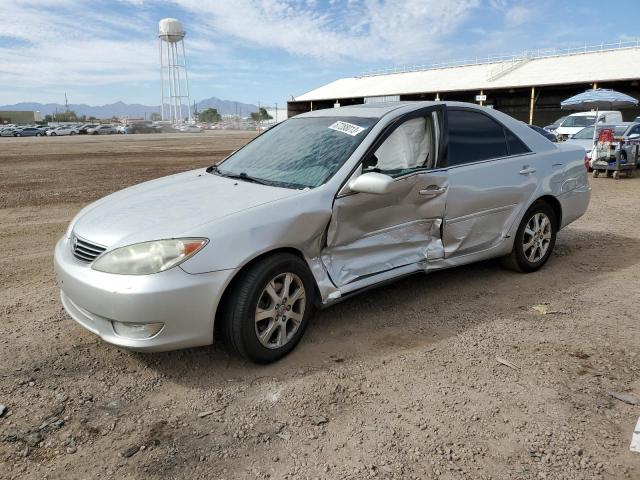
left=560, top=121, right=640, bottom=170
left=0, top=126, right=47, bottom=137
left=543, top=111, right=624, bottom=140
left=0, top=123, right=124, bottom=137
left=2, top=122, right=207, bottom=138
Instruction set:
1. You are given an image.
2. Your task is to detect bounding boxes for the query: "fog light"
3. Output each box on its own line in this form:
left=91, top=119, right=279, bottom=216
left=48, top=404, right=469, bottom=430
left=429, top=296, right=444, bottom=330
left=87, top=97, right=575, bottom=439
left=112, top=321, right=164, bottom=339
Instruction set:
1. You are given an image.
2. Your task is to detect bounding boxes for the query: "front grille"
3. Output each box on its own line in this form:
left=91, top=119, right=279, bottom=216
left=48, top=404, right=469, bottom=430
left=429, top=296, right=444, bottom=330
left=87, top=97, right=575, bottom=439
left=71, top=234, right=106, bottom=263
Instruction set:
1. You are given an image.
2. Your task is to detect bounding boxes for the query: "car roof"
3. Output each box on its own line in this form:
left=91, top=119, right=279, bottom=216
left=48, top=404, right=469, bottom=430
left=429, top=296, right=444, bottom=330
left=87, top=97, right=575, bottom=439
left=567, top=111, right=619, bottom=117
left=297, top=101, right=424, bottom=119
left=298, top=100, right=558, bottom=154
left=298, top=100, right=525, bottom=119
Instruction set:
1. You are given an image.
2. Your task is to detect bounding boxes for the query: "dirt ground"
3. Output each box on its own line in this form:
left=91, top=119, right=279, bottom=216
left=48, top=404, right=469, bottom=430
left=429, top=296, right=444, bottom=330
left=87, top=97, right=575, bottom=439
left=0, top=132, right=639, bottom=480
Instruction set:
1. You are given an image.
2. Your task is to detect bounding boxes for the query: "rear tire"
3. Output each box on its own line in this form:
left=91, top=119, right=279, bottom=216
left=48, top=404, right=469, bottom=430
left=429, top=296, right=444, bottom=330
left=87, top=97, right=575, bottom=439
left=220, top=253, right=316, bottom=363
left=501, top=201, right=557, bottom=273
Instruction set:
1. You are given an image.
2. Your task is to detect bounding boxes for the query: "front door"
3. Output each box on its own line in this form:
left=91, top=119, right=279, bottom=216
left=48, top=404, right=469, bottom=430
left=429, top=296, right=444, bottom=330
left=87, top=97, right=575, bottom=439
left=321, top=107, right=449, bottom=288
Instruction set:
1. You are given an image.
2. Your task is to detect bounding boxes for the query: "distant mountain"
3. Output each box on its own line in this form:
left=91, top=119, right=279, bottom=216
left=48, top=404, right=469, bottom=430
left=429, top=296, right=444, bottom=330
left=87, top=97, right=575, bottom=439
left=196, top=98, right=258, bottom=117
left=0, top=97, right=259, bottom=119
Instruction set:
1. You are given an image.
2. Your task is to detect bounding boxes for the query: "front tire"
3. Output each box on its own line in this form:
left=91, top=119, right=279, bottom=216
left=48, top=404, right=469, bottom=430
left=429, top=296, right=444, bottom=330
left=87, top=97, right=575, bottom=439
left=501, top=201, right=557, bottom=273
left=221, top=253, right=316, bottom=363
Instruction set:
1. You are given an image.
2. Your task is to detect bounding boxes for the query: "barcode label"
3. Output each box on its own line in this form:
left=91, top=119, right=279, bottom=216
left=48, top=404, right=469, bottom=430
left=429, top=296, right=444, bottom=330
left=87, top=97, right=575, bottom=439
left=328, top=121, right=365, bottom=136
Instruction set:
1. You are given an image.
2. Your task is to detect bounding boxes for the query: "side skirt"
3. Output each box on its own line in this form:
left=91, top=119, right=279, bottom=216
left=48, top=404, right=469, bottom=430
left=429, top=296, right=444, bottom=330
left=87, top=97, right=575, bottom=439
left=320, top=238, right=513, bottom=307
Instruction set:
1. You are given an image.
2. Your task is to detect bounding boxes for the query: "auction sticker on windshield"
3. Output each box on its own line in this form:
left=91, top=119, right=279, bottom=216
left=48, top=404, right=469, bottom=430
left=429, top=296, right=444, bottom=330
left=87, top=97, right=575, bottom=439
left=328, top=121, right=366, bottom=136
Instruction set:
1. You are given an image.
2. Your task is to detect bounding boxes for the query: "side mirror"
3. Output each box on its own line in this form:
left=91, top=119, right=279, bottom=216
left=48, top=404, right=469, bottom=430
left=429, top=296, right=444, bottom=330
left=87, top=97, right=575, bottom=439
left=348, top=172, right=394, bottom=195
left=629, top=133, right=640, bottom=140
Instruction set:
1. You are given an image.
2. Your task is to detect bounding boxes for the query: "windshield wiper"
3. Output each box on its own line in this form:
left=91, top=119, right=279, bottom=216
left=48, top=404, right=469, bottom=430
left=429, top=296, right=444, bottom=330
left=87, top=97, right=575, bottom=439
left=207, top=165, right=268, bottom=185
left=231, top=172, right=269, bottom=185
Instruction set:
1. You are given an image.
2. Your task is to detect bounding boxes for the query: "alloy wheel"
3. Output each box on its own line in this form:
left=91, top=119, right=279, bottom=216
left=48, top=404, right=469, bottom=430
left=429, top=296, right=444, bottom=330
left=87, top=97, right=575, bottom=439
left=254, top=272, right=306, bottom=349
left=523, top=212, right=552, bottom=263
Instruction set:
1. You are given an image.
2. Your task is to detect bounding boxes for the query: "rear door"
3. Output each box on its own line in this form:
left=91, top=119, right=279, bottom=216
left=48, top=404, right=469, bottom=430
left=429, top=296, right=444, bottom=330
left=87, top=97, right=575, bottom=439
left=443, top=108, right=539, bottom=257
left=321, top=106, right=449, bottom=288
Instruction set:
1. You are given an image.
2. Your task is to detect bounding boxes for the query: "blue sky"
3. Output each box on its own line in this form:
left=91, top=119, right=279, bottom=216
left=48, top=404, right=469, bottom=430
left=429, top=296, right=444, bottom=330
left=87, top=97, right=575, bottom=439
left=1, top=0, right=640, bottom=108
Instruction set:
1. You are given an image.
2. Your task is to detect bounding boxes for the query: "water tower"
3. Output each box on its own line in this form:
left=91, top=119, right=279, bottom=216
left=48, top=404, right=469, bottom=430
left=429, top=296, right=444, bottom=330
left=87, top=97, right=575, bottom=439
left=158, top=18, right=192, bottom=124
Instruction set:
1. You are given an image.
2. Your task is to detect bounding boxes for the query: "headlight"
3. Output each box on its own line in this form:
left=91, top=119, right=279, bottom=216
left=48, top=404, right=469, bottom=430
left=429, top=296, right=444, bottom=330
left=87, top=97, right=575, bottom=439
left=92, top=238, right=208, bottom=275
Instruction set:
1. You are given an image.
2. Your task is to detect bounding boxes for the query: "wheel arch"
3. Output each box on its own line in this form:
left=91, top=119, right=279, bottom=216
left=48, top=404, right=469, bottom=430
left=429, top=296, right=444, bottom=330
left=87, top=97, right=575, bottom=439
left=534, top=194, right=562, bottom=230
left=213, top=247, right=321, bottom=339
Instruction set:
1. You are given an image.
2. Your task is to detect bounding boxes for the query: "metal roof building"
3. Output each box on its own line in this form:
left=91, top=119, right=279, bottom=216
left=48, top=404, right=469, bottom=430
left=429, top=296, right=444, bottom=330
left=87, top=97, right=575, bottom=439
left=288, top=41, right=640, bottom=126
left=0, top=110, right=43, bottom=125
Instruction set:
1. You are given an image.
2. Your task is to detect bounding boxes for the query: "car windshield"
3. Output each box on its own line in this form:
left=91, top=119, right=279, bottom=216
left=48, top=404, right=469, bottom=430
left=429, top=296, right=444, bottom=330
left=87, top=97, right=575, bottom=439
left=573, top=126, right=595, bottom=139
left=612, top=125, right=630, bottom=136
left=562, top=115, right=596, bottom=127
left=214, top=116, right=377, bottom=189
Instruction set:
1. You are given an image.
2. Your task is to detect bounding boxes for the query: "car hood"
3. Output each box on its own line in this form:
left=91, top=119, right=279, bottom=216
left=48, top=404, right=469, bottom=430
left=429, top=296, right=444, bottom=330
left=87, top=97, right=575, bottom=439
left=564, top=138, right=594, bottom=152
left=71, top=169, right=302, bottom=247
left=556, top=126, right=589, bottom=135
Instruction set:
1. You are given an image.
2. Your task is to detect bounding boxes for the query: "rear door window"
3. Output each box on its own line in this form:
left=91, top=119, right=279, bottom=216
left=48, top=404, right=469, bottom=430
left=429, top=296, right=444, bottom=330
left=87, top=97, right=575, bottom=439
left=447, top=109, right=508, bottom=166
left=505, top=129, right=530, bottom=155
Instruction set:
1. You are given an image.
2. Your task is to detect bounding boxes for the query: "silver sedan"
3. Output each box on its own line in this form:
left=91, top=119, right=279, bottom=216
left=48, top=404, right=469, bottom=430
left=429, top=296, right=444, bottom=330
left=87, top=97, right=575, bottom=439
left=86, top=125, right=117, bottom=135
left=54, top=101, right=590, bottom=363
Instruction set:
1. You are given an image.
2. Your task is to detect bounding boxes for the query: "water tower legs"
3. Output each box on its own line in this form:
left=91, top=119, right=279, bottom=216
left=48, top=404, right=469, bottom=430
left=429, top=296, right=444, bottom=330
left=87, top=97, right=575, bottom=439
left=159, top=37, right=192, bottom=124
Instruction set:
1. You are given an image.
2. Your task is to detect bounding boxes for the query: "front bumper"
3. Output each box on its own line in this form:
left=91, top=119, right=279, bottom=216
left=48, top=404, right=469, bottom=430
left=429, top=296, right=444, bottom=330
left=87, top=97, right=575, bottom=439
left=54, top=236, right=236, bottom=351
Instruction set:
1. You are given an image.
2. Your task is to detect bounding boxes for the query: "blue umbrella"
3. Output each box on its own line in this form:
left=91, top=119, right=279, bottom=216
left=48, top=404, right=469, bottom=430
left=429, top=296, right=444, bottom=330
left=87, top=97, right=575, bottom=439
left=561, top=88, right=638, bottom=111
left=561, top=89, right=638, bottom=153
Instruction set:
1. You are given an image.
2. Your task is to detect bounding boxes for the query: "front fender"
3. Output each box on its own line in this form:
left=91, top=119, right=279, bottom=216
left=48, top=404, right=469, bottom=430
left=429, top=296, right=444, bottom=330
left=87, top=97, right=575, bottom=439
left=179, top=188, right=339, bottom=301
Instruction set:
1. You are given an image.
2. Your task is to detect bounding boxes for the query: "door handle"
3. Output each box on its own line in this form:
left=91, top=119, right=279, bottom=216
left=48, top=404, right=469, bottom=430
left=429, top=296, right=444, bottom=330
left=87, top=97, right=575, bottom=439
left=419, top=185, right=447, bottom=197
left=519, top=166, right=537, bottom=175
left=552, top=163, right=564, bottom=169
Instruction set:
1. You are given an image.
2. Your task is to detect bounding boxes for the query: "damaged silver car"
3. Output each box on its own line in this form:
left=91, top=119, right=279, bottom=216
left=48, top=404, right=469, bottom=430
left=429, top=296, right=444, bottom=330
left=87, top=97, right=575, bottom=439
left=54, top=101, right=590, bottom=363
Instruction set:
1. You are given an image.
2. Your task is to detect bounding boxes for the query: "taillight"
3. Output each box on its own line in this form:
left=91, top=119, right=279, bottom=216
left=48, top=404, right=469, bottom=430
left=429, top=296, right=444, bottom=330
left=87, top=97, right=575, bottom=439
left=584, top=155, right=590, bottom=171
left=598, top=129, right=614, bottom=143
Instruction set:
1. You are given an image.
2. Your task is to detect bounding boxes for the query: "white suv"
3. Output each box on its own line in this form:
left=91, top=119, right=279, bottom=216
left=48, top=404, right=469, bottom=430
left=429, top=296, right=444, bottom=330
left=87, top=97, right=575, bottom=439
left=555, top=111, right=623, bottom=140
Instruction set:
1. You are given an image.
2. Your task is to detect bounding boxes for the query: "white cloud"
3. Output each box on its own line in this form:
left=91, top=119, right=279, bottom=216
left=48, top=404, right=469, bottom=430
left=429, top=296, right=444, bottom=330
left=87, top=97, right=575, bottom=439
left=504, top=4, right=532, bottom=26
left=0, top=1, right=159, bottom=95
left=1, top=0, right=522, bottom=103
left=487, top=1, right=535, bottom=27
left=171, top=0, right=481, bottom=63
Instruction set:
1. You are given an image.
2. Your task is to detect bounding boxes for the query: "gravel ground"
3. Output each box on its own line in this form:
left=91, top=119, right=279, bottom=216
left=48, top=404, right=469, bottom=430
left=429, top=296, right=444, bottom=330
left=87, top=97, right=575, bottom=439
left=0, top=132, right=639, bottom=480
